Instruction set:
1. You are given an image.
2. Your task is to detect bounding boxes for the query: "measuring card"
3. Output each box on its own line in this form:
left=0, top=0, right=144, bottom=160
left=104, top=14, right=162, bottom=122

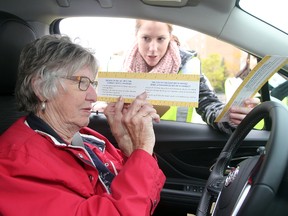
left=215, top=55, right=288, bottom=122
left=96, top=72, right=200, bottom=107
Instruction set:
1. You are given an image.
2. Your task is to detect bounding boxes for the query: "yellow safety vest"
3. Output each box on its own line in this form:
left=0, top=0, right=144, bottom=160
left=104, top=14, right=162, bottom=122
left=161, top=106, right=194, bottom=122
left=160, top=56, right=200, bottom=122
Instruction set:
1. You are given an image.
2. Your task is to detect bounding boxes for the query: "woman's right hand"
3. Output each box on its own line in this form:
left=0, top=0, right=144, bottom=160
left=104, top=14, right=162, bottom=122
left=104, top=92, right=160, bottom=156
left=104, top=96, right=133, bottom=156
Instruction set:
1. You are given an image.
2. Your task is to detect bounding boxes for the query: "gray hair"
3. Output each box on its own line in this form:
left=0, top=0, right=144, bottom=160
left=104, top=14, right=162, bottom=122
left=15, top=34, right=98, bottom=113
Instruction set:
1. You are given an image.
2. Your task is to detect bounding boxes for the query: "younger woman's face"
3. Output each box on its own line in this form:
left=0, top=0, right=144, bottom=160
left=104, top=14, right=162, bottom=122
left=136, top=21, right=171, bottom=67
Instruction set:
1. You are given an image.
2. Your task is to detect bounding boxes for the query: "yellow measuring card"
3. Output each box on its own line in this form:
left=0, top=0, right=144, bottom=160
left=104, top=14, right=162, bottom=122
left=97, top=72, right=200, bottom=107
left=215, top=55, right=288, bottom=122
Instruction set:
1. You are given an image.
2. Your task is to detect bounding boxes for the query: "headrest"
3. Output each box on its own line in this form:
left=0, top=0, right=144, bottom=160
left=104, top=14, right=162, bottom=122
left=0, top=11, right=36, bottom=95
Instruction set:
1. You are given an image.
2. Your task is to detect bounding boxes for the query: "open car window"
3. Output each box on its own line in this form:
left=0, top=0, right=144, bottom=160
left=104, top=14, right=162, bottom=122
left=58, top=17, right=287, bottom=124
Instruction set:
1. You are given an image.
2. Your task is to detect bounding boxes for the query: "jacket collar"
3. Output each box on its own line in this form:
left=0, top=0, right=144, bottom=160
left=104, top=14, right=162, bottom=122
left=26, top=113, right=66, bottom=144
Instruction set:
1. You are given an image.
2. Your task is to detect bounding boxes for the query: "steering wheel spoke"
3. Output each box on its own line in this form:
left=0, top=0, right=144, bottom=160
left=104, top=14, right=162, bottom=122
left=207, top=177, right=225, bottom=196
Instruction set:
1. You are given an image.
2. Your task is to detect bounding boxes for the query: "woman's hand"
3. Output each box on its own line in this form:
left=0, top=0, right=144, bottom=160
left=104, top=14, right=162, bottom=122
left=104, top=92, right=160, bottom=156
left=122, top=92, right=160, bottom=155
left=104, top=96, right=133, bottom=156
left=229, top=97, right=260, bottom=125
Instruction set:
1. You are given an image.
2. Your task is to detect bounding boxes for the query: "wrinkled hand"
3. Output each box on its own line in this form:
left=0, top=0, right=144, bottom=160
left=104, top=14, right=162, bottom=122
left=104, top=96, right=131, bottom=156
left=229, top=97, right=260, bottom=125
left=104, top=92, right=160, bottom=156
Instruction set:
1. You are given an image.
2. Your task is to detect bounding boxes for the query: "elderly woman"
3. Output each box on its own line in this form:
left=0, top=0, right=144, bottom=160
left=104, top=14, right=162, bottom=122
left=0, top=35, right=165, bottom=216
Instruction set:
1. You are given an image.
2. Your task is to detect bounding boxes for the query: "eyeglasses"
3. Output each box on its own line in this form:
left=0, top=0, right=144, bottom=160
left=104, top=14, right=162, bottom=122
left=60, top=76, right=98, bottom=91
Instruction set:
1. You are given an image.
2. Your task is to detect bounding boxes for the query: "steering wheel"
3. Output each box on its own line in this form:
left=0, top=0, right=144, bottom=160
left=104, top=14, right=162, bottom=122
left=196, top=101, right=288, bottom=216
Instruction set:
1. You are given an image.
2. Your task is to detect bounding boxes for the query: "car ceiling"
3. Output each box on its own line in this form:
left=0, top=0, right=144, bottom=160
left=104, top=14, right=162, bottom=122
left=1, top=0, right=288, bottom=65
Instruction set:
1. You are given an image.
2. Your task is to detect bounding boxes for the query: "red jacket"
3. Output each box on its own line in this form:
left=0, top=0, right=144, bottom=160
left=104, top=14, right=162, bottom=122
left=0, top=117, right=166, bottom=216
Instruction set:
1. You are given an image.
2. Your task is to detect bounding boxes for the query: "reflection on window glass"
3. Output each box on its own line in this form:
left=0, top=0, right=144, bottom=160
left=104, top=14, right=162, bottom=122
left=269, top=73, right=288, bottom=106
left=239, top=0, right=288, bottom=33
left=60, top=17, right=252, bottom=123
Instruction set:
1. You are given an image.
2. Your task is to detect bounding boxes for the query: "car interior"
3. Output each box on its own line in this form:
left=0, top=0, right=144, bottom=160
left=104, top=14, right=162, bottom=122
left=0, top=0, right=288, bottom=215
left=0, top=11, right=36, bottom=134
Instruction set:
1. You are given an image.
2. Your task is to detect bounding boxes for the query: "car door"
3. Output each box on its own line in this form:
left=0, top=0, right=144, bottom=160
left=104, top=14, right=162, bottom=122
left=88, top=108, right=270, bottom=215
left=57, top=17, right=288, bottom=215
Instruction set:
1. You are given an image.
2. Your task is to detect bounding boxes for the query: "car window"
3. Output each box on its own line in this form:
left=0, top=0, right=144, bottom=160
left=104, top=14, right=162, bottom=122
left=269, top=72, right=288, bottom=106
left=59, top=17, right=264, bottom=124
left=239, top=0, right=288, bottom=34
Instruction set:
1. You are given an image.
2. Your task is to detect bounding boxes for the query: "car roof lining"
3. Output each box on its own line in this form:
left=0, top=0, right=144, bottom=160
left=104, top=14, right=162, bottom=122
left=1, top=0, right=288, bottom=71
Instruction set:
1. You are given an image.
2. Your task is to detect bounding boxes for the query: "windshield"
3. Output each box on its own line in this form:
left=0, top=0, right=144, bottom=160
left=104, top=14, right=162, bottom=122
left=239, top=0, right=288, bottom=33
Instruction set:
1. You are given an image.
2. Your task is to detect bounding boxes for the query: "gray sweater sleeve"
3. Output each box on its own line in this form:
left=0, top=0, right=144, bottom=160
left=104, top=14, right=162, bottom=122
left=179, top=49, right=235, bottom=134
left=196, top=72, right=235, bottom=134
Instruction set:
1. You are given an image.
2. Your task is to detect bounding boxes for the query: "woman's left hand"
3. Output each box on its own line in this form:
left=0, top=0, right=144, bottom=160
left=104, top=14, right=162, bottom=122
left=229, top=97, right=260, bottom=125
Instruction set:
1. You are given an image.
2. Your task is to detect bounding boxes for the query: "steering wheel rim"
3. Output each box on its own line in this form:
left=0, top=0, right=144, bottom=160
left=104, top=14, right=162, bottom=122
left=196, top=101, right=288, bottom=216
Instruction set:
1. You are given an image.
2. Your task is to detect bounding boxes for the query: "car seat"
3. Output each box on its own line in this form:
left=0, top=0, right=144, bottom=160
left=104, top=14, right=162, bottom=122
left=0, top=11, right=37, bottom=134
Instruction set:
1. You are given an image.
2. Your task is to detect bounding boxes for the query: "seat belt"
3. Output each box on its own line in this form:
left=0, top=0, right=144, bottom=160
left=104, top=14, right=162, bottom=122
left=71, top=132, right=85, bottom=147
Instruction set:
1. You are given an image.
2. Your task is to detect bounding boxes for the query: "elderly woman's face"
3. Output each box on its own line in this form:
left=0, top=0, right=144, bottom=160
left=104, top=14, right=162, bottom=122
left=136, top=21, right=171, bottom=67
left=49, top=67, right=97, bottom=129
